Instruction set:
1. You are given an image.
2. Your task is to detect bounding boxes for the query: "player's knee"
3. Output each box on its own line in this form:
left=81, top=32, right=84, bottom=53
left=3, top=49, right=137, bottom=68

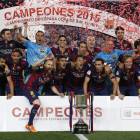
left=33, top=99, right=41, bottom=106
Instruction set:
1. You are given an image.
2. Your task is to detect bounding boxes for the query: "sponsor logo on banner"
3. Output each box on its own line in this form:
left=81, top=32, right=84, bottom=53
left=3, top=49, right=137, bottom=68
left=121, top=107, right=140, bottom=120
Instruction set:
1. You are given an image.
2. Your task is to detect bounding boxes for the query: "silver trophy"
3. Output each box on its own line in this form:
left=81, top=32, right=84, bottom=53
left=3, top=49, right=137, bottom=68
left=69, top=92, right=94, bottom=134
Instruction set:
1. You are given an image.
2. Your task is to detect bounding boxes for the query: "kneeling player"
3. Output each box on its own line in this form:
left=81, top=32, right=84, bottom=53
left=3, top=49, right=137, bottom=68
left=116, top=54, right=140, bottom=100
left=22, top=54, right=64, bottom=132
left=0, top=54, right=14, bottom=99
left=6, top=49, right=32, bottom=95
left=83, top=58, right=117, bottom=100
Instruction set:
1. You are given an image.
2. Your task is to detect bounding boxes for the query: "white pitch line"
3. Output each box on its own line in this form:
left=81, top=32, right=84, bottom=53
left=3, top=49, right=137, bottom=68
left=75, top=134, right=88, bottom=140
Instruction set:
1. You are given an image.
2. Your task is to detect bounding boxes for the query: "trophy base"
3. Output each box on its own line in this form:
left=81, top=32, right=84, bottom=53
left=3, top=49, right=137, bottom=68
left=73, top=119, right=90, bottom=134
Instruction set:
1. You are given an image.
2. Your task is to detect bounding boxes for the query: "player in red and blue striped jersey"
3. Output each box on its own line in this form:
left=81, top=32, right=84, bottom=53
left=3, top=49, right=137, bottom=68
left=51, top=35, right=72, bottom=58
left=6, top=49, right=32, bottom=96
left=64, top=55, right=90, bottom=96
left=86, top=35, right=101, bottom=57
left=67, top=41, right=94, bottom=67
left=42, top=55, right=67, bottom=96
left=83, top=58, right=117, bottom=100
left=23, top=54, right=64, bottom=132
left=116, top=55, right=140, bottom=100
left=0, top=54, right=14, bottom=99
left=114, top=26, right=133, bottom=51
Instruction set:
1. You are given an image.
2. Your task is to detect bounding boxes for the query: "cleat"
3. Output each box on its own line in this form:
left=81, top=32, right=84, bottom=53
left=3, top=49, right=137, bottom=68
left=25, top=123, right=37, bottom=132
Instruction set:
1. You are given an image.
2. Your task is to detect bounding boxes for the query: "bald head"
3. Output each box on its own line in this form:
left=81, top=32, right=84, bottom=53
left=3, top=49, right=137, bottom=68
left=87, top=36, right=95, bottom=51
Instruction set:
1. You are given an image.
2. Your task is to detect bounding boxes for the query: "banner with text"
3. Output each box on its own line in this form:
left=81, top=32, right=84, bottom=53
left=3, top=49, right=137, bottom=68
left=0, top=2, right=139, bottom=42
left=0, top=96, right=140, bottom=131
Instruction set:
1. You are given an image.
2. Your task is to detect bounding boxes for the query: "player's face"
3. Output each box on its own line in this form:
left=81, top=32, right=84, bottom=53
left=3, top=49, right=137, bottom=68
left=87, top=36, right=95, bottom=50
left=106, top=41, right=114, bottom=52
left=124, top=57, right=133, bottom=69
left=116, top=30, right=124, bottom=40
left=58, top=58, right=66, bottom=69
left=75, top=57, right=84, bottom=70
left=95, top=61, right=104, bottom=72
left=2, top=31, right=11, bottom=42
left=79, top=43, right=86, bottom=56
left=35, top=32, right=44, bottom=45
left=44, top=60, right=53, bottom=73
left=11, top=52, right=21, bottom=64
left=58, top=37, right=67, bottom=48
left=137, top=45, right=140, bottom=51
left=0, top=58, right=6, bottom=68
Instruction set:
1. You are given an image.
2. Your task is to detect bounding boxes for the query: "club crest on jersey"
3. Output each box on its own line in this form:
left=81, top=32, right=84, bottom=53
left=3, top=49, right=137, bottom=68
left=102, top=74, right=106, bottom=78
left=130, top=72, right=134, bottom=75
left=112, top=55, right=116, bottom=59
left=62, top=73, right=65, bottom=76
left=65, top=53, right=68, bottom=56
left=17, top=66, right=20, bottom=70
left=10, top=44, right=13, bottom=47
left=41, top=49, right=44, bottom=53
left=32, top=95, right=36, bottom=98
left=124, top=44, right=127, bottom=47
left=47, top=78, right=50, bottom=81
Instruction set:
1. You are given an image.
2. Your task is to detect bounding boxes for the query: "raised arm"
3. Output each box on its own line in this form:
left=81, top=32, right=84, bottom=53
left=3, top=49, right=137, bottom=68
left=32, top=53, right=52, bottom=70
left=13, top=25, right=27, bottom=44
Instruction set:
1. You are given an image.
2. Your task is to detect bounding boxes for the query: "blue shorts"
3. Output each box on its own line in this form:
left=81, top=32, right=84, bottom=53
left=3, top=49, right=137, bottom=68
left=14, top=86, right=24, bottom=96
left=64, top=88, right=84, bottom=96
left=22, top=86, right=39, bottom=104
left=42, top=88, right=63, bottom=96
left=120, top=84, right=138, bottom=96
left=89, top=87, right=109, bottom=96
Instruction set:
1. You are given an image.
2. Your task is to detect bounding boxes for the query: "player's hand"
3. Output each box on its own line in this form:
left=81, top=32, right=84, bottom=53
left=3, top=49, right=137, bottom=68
left=104, top=65, right=111, bottom=75
left=60, top=93, right=65, bottom=98
left=110, top=94, right=115, bottom=100
left=4, top=64, right=9, bottom=75
left=118, top=94, right=125, bottom=100
left=6, top=94, right=13, bottom=100
left=13, top=25, right=19, bottom=30
left=45, top=53, right=53, bottom=61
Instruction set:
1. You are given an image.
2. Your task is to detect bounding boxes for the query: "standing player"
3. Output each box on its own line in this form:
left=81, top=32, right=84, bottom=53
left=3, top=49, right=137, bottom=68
left=23, top=54, right=64, bottom=132
left=42, top=55, right=67, bottom=96
left=83, top=58, right=117, bottom=100
left=0, top=28, right=26, bottom=58
left=14, top=25, right=54, bottom=95
left=95, top=39, right=134, bottom=95
left=51, top=35, right=72, bottom=58
left=6, top=49, right=33, bottom=96
left=86, top=35, right=101, bottom=57
left=67, top=41, right=94, bottom=66
left=64, top=55, right=90, bottom=95
left=114, top=26, right=133, bottom=50
left=116, top=55, right=140, bottom=100
left=0, top=54, right=14, bottom=99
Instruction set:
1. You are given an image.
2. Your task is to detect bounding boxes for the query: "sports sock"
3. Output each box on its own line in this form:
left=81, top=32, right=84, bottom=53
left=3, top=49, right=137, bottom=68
left=28, top=104, right=40, bottom=126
